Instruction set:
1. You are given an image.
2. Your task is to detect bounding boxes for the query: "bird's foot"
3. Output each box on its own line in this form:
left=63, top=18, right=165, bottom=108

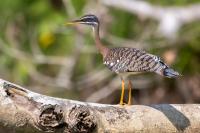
left=127, top=101, right=132, bottom=106
left=118, top=102, right=132, bottom=107
left=119, top=102, right=127, bottom=106
left=118, top=102, right=133, bottom=108
left=119, top=100, right=132, bottom=106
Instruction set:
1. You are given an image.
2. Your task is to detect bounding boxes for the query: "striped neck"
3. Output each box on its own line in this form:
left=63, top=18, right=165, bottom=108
left=93, top=25, right=108, bottom=58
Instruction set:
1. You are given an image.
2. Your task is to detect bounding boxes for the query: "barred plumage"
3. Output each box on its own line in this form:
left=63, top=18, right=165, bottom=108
left=103, top=47, right=179, bottom=78
left=66, top=14, right=181, bottom=105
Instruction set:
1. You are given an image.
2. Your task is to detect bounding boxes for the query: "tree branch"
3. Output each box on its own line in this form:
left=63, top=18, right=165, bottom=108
left=0, top=78, right=199, bottom=132
left=102, top=0, right=200, bottom=39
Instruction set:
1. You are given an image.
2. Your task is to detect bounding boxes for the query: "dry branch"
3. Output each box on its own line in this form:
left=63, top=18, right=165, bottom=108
left=0, top=78, right=199, bottom=132
left=102, top=0, right=200, bottom=39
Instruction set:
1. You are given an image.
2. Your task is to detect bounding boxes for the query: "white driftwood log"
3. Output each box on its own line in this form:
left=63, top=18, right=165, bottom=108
left=0, top=78, right=199, bottom=132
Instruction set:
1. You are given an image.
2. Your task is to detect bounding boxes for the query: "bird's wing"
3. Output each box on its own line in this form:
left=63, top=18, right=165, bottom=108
left=104, top=47, right=180, bottom=77
left=104, top=47, right=167, bottom=73
left=127, top=52, right=167, bottom=72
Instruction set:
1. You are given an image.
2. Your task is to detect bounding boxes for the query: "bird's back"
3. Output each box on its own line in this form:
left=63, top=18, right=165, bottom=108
left=103, top=47, right=180, bottom=78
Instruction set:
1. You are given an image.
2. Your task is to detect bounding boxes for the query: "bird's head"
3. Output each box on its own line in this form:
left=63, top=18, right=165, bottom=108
left=65, top=14, right=99, bottom=27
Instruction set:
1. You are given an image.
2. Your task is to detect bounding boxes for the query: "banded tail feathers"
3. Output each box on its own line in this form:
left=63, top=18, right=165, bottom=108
left=157, top=67, right=181, bottom=78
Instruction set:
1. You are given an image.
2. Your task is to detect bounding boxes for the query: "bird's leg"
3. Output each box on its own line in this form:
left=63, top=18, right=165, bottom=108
left=128, top=80, right=132, bottom=105
left=119, top=79, right=125, bottom=105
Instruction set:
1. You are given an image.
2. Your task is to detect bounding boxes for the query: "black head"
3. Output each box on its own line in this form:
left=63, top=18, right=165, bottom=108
left=65, top=14, right=99, bottom=27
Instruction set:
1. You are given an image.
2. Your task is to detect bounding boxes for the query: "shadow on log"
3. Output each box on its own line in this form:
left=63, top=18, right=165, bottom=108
left=150, top=105, right=190, bottom=131
left=0, top=79, right=199, bottom=133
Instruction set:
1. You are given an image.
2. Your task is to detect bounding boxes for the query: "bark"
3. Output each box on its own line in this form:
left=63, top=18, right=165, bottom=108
left=0, top=78, right=199, bottom=133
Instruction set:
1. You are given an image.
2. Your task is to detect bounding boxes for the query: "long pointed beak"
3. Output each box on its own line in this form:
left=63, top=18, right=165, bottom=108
left=64, top=20, right=80, bottom=26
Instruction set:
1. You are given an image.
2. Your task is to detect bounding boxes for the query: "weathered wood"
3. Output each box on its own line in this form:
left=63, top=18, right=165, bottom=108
left=0, top=78, right=199, bottom=132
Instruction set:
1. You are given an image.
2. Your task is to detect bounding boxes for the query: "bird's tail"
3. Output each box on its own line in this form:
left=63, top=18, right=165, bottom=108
left=157, top=67, right=181, bottom=78
left=163, top=67, right=181, bottom=78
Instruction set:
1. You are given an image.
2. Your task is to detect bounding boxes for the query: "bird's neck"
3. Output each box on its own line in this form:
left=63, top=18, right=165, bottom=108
left=93, top=26, right=109, bottom=58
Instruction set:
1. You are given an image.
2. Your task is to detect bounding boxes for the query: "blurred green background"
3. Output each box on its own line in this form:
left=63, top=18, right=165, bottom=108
left=0, top=0, right=199, bottom=105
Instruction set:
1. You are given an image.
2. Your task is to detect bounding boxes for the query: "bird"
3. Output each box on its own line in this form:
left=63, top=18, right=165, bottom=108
left=65, top=14, right=181, bottom=105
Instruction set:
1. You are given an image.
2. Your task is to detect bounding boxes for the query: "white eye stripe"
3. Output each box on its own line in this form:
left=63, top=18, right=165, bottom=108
left=80, top=21, right=98, bottom=25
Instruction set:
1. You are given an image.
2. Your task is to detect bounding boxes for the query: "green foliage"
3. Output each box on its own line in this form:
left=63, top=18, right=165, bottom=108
left=175, top=22, right=200, bottom=74
left=110, top=9, right=135, bottom=38
left=13, top=61, right=30, bottom=84
left=71, top=0, right=86, bottom=15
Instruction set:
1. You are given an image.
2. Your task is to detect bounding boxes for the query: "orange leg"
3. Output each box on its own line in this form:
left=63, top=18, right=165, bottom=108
left=128, top=80, right=132, bottom=105
left=119, top=79, right=125, bottom=105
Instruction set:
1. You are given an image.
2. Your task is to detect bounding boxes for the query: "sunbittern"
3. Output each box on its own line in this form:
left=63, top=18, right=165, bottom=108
left=65, top=14, right=180, bottom=105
